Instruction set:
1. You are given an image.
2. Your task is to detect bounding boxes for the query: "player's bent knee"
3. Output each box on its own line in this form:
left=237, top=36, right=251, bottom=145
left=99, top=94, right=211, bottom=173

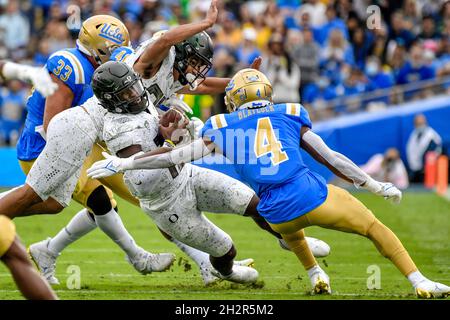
left=86, top=186, right=113, bottom=215
left=243, top=194, right=260, bottom=217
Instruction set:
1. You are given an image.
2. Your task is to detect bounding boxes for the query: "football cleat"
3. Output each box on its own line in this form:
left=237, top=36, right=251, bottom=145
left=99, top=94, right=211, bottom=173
left=211, top=265, right=259, bottom=284
left=201, top=259, right=255, bottom=286
left=126, top=248, right=175, bottom=275
left=278, top=237, right=331, bottom=258
left=28, top=238, right=60, bottom=285
left=415, top=280, right=450, bottom=299
left=309, top=268, right=331, bottom=294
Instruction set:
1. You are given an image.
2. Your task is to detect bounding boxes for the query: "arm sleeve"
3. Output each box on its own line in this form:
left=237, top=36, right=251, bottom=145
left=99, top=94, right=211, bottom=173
left=302, top=130, right=381, bottom=193
left=129, top=139, right=215, bottom=170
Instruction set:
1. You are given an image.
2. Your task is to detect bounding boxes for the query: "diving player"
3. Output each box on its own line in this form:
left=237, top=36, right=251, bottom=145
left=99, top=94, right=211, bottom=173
left=29, top=0, right=330, bottom=285
left=9, top=15, right=175, bottom=283
left=89, top=68, right=450, bottom=298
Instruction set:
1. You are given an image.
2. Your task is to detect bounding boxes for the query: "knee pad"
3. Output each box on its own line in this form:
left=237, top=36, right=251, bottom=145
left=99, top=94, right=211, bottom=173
left=86, top=186, right=113, bottom=215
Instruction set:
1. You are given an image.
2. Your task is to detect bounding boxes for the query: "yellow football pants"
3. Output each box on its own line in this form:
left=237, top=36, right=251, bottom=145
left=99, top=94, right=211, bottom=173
left=19, top=143, right=140, bottom=212
left=270, top=184, right=417, bottom=277
left=0, top=215, right=16, bottom=257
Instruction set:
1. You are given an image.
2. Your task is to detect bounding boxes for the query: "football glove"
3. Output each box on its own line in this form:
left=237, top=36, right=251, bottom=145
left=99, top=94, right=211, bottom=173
left=87, top=152, right=134, bottom=179
left=375, top=182, right=402, bottom=205
left=187, top=117, right=204, bottom=139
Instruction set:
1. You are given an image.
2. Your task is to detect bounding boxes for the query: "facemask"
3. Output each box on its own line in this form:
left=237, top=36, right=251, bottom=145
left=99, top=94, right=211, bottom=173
left=186, top=73, right=199, bottom=91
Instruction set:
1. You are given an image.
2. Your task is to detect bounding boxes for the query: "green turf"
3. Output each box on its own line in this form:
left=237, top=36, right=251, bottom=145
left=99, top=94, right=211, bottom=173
left=0, top=191, right=448, bottom=300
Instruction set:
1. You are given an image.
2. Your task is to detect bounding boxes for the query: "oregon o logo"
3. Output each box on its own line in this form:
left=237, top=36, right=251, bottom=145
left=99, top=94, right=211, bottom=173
left=169, top=214, right=179, bottom=223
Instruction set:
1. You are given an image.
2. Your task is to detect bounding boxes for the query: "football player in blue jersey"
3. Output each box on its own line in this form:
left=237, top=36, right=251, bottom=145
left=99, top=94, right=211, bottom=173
left=10, top=15, right=175, bottom=284
left=88, top=68, right=450, bottom=299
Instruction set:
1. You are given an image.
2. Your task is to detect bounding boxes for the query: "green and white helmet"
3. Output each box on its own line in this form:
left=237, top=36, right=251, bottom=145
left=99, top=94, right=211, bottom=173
left=174, top=31, right=214, bottom=88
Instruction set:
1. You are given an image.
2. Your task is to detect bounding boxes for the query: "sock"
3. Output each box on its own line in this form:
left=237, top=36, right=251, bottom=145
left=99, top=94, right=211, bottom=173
left=47, top=208, right=97, bottom=255
left=94, top=208, right=140, bottom=258
left=281, top=229, right=317, bottom=270
left=407, top=270, right=427, bottom=287
left=171, top=238, right=212, bottom=271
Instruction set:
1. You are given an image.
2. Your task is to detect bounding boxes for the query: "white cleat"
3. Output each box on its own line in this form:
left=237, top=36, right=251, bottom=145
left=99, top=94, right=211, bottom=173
left=211, top=265, right=259, bottom=284
left=200, top=259, right=255, bottom=286
left=279, top=237, right=331, bottom=258
left=28, top=238, right=60, bottom=285
left=126, top=248, right=175, bottom=275
left=415, top=280, right=450, bottom=299
left=309, top=268, right=331, bottom=294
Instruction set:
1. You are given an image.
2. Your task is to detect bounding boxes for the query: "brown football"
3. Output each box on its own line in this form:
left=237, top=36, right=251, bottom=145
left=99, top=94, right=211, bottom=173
left=160, top=109, right=184, bottom=127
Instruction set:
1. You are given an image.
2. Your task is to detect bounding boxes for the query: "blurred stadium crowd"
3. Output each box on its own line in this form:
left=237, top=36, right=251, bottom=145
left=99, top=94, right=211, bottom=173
left=0, top=0, right=450, bottom=147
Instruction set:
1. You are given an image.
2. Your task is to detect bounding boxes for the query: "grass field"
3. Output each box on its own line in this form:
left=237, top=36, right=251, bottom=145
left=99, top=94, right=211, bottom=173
left=0, top=190, right=449, bottom=300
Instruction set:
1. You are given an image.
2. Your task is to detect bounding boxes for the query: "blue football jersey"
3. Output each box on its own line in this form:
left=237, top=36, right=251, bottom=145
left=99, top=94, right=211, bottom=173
left=200, top=103, right=328, bottom=224
left=17, top=48, right=95, bottom=161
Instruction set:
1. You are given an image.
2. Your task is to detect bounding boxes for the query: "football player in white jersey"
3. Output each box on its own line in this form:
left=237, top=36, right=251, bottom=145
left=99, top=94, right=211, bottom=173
left=91, top=61, right=260, bottom=284
left=0, top=1, right=328, bottom=286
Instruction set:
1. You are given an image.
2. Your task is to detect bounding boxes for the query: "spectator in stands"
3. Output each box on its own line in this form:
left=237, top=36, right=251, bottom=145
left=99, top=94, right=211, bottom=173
left=418, top=15, right=442, bottom=44
left=302, top=75, right=337, bottom=107
left=318, top=5, right=348, bottom=46
left=0, top=80, right=26, bottom=146
left=299, top=0, right=326, bottom=27
left=235, top=28, right=261, bottom=68
left=388, top=11, right=415, bottom=50
left=402, top=0, right=422, bottom=35
left=361, top=148, right=409, bottom=190
left=321, top=28, right=355, bottom=70
left=0, top=0, right=30, bottom=60
left=397, top=44, right=436, bottom=99
left=216, top=11, right=242, bottom=49
left=262, top=33, right=301, bottom=103
left=292, top=28, right=320, bottom=96
left=366, top=56, right=395, bottom=90
left=406, top=114, right=443, bottom=183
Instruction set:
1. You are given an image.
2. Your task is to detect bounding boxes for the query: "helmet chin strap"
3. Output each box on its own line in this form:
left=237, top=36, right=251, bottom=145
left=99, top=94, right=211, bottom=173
left=76, top=40, right=102, bottom=65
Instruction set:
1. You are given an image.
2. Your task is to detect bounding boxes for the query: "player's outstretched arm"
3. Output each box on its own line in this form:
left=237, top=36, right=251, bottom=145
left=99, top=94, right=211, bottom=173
left=177, top=56, right=263, bottom=95
left=300, top=127, right=402, bottom=204
left=0, top=61, right=57, bottom=97
left=87, top=139, right=215, bottom=179
left=1, top=238, right=57, bottom=300
left=134, top=0, right=218, bottom=78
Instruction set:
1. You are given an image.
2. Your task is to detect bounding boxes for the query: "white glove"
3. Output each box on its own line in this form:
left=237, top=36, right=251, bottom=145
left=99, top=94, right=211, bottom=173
left=28, top=67, right=58, bottom=97
left=165, top=97, right=193, bottom=115
left=375, top=182, right=402, bottom=205
left=3, top=62, right=58, bottom=97
left=187, top=117, right=204, bottom=139
left=87, top=152, right=134, bottom=179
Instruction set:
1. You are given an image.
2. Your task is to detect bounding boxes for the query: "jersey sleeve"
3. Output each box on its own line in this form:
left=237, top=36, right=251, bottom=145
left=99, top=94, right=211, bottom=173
left=284, top=103, right=312, bottom=129
left=200, top=117, right=217, bottom=142
left=110, top=46, right=134, bottom=62
left=46, top=51, right=82, bottom=93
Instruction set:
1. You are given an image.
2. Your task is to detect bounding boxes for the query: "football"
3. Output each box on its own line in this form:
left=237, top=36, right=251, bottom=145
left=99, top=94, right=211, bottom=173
left=159, top=108, right=185, bottom=127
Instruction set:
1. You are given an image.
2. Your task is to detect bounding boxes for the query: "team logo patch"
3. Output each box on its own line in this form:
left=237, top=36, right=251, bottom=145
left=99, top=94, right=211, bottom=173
left=225, top=80, right=235, bottom=92
left=247, top=74, right=260, bottom=82
left=99, top=23, right=124, bottom=45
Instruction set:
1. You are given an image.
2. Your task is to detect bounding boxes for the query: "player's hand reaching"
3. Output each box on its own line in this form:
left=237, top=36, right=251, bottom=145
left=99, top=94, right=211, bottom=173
left=250, top=56, right=263, bottom=70
left=187, top=117, right=204, bottom=139
left=87, top=152, right=134, bottom=179
left=375, top=182, right=402, bottom=205
left=159, top=108, right=189, bottom=144
left=205, top=0, right=219, bottom=27
left=19, top=66, right=58, bottom=97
